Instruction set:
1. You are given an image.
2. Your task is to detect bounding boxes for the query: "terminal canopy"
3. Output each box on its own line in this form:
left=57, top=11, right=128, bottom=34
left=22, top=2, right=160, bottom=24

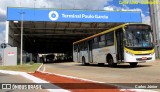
left=7, top=7, right=142, bottom=53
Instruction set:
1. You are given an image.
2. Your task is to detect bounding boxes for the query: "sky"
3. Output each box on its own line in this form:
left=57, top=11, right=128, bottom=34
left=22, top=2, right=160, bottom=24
left=0, top=0, right=150, bottom=44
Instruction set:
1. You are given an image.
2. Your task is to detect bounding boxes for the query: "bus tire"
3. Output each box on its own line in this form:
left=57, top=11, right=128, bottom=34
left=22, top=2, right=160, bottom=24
left=129, top=62, right=138, bottom=67
left=107, top=55, right=117, bottom=67
left=82, top=57, right=89, bottom=66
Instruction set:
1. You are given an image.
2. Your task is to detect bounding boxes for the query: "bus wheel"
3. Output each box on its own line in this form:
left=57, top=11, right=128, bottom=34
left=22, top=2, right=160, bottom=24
left=129, top=62, right=138, bottom=67
left=82, top=57, right=89, bottom=66
left=107, top=56, right=117, bottom=67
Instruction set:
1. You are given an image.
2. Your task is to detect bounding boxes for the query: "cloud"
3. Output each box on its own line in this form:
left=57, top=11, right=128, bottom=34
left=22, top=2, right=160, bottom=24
left=141, top=13, right=150, bottom=25
left=0, top=0, right=112, bottom=20
left=103, top=6, right=114, bottom=11
left=0, top=22, right=5, bottom=31
left=0, top=8, right=5, bottom=15
left=0, top=0, right=111, bottom=25
left=0, top=0, right=112, bottom=44
left=103, top=5, right=150, bottom=24
left=0, top=8, right=6, bottom=22
left=0, top=30, right=5, bottom=44
left=0, top=0, right=111, bottom=24
left=0, top=22, right=5, bottom=44
left=0, top=0, right=110, bottom=10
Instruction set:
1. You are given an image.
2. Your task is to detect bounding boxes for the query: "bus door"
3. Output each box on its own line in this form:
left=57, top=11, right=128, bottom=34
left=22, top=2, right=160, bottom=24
left=116, top=29, right=124, bottom=61
left=88, top=40, right=93, bottom=63
left=77, top=45, right=80, bottom=62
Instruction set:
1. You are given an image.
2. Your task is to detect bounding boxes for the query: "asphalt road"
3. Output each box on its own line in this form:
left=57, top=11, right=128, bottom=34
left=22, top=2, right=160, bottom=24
left=44, top=60, right=160, bottom=91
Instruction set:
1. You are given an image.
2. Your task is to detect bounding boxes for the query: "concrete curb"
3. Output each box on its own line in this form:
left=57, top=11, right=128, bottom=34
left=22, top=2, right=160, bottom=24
left=0, top=70, right=70, bottom=92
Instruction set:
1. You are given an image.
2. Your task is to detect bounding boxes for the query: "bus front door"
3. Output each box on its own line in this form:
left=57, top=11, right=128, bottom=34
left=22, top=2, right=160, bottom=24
left=116, top=29, right=124, bottom=61
left=77, top=45, right=80, bottom=62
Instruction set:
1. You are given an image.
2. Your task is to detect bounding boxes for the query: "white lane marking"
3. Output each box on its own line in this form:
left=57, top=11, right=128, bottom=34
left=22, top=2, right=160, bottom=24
left=37, top=64, right=45, bottom=72
left=37, top=63, right=43, bottom=71
left=43, top=65, right=46, bottom=72
left=0, top=70, right=70, bottom=92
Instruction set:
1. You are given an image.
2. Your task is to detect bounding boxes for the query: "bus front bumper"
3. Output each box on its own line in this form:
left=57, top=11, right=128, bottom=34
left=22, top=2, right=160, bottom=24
left=124, top=52, right=155, bottom=63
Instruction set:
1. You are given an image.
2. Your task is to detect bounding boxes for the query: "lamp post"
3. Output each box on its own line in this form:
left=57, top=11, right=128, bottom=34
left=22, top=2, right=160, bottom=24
left=20, top=12, right=25, bottom=65
left=1, top=40, right=6, bottom=66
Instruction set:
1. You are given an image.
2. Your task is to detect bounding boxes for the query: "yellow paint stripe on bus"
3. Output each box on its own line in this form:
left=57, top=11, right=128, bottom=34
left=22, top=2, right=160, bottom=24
left=73, top=24, right=127, bottom=44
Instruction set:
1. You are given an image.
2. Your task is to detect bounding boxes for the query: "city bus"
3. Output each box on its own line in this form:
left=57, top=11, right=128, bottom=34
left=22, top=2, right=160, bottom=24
left=73, top=23, right=155, bottom=67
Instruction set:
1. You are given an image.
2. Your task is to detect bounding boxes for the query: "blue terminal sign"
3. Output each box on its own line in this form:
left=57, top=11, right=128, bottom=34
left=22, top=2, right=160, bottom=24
left=7, top=7, right=142, bottom=23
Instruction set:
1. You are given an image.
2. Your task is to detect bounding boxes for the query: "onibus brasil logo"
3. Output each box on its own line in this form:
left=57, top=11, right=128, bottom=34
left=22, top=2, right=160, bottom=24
left=49, top=11, right=59, bottom=21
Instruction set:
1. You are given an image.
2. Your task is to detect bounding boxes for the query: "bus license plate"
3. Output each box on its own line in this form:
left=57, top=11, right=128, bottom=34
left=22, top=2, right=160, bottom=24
left=142, top=57, right=147, bottom=60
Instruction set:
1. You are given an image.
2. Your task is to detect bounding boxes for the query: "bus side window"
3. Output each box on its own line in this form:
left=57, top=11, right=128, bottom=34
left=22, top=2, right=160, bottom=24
left=77, top=45, right=80, bottom=52
left=83, top=42, right=88, bottom=51
left=79, top=42, right=87, bottom=51
left=99, top=35, right=106, bottom=48
left=74, top=44, right=77, bottom=52
left=106, top=32, right=114, bottom=46
left=80, top=43, right=83, bottom=51
left=93, top=37, right=99, bottom=49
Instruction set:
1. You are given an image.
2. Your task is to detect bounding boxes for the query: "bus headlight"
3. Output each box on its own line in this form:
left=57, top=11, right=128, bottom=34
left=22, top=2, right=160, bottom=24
left=150, top=53, right=154, bottom=55
left=126, top=51, right=134, bottom=56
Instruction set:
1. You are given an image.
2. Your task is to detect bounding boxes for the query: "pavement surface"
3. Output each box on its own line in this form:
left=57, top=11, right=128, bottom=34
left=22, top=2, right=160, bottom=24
left=0, top=70, right=70, bottom=92
left=44, top=60, right=160, bottom=91
left=30, top=71, right=122, bottom=92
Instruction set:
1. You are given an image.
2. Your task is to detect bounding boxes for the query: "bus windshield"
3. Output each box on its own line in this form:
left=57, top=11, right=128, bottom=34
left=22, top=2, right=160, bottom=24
left=125, top=29, right=153, bottom=48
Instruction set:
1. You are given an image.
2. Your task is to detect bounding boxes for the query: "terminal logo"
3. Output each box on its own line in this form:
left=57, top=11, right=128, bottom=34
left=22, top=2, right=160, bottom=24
left=49, top=11, right=59, bottom=21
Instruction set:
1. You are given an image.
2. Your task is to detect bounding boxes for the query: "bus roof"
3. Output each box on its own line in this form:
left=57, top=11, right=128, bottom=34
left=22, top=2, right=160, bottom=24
left=73, top=23, right=149, bottom=44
